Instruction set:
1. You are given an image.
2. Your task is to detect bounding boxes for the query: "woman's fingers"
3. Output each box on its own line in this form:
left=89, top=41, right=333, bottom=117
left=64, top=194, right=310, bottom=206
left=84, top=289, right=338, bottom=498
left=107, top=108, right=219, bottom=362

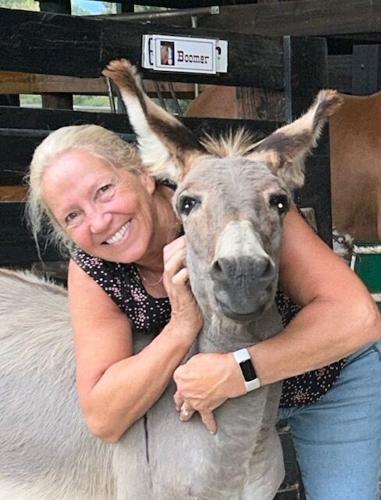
left=173, top=391, right=184, bottom=412
left=163, top=246, right=186, bottom=280
left=200, top=411, right=217, bottom=434
left=164, top=235, right=203, bottom=345
left=163, top=236, right=186, bottom=263
left=179, top=402, right=196, bottom=421
left=171, top=267, right=189, bottom=286
left=175, top=397, right=218, bottom=434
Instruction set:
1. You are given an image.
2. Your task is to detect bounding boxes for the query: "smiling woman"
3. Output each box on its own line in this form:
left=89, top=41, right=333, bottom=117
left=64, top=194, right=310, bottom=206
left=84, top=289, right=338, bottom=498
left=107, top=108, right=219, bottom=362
left=27, top=125, right=143, bottom=254
left=40, top=148, right=160, bottom=265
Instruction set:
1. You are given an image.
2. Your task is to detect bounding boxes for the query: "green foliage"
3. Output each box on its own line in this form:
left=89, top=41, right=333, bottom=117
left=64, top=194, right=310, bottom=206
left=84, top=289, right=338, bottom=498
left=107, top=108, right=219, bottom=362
left=73, top=95, right=111, bottom=111
left=0, top=0, right=39, bottom=10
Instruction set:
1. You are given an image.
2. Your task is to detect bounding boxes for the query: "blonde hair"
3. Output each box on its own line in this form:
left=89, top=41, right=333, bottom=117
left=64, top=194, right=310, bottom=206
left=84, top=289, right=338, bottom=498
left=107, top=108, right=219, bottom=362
left=26, top=124, right=142, bottom=255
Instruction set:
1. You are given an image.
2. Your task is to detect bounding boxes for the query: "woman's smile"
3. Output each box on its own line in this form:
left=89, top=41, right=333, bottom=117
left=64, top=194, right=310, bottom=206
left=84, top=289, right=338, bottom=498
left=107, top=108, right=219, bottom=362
left=103, top=220, right=132, bottom=245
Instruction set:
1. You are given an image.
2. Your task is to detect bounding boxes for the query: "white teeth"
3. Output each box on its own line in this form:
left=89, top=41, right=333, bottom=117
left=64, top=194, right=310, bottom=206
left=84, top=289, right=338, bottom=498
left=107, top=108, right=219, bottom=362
left=106, top=222, right=130, bottom=244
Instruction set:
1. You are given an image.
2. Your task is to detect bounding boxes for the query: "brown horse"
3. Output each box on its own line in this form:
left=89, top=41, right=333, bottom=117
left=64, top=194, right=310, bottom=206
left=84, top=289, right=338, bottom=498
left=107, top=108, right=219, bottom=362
left=186, top=86, right=381, bottom=241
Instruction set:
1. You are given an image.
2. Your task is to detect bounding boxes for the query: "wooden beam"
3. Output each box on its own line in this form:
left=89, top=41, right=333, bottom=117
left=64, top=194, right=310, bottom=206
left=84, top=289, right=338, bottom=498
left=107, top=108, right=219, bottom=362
left=0, top=186, right=26, bottom=201
left=39, top=0, right=72, bottom=110
left=0, top=106, right=279, bottom=183
left=0, top=72, right=107, bottom=95
left=0, top=8, right=284, bottom=89
left=0, top=72, right=200, bottom=98
left=198, top=0, right=381, bottom=36
left=0, top=107, right=135, bottom=132
left=0, top=60, right=355, bottom=98
left=284, top=36, right=332, bottom=246
left=0, top=202, right=61, bottom=265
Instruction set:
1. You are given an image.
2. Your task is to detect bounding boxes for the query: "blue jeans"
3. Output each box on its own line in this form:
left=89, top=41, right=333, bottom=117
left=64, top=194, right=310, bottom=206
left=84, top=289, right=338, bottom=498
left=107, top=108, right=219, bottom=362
left=278, top=343, right=381, bottom=500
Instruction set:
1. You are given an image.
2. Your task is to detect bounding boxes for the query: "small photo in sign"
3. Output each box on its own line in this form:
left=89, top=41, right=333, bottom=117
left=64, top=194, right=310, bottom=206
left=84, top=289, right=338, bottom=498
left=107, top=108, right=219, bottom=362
left=160, top=41, right=174, bottom=66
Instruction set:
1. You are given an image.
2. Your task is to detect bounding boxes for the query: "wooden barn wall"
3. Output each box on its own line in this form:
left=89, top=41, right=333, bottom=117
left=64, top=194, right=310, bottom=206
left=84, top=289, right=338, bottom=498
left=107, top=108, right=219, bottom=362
left=0, top=8, right=284, bottom=88
left=0, top=6, right=333, bottom=259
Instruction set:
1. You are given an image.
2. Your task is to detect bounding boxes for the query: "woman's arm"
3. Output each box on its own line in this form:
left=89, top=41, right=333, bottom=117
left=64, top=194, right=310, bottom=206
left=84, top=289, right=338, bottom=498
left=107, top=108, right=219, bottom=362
left=249, top=206, right=381, bottom=383
left=173, top=208, right=381, bottom=426
left=70, top=240, right=202, bottom=443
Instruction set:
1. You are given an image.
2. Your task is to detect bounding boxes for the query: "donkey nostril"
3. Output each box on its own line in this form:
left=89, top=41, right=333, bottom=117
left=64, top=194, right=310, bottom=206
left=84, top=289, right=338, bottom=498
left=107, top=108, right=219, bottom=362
left=254, top=257, right=274, bottom=280
left=264, top=259, right=274, bottom=277
left=212, top=258, right=232, bottom=280
left=212, top=260, right=223, bottom=275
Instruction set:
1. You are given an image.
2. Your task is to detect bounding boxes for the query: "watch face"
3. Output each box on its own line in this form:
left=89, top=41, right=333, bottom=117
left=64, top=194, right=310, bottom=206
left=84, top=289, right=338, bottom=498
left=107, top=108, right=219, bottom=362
left=241, top=359, right=257, bottom=382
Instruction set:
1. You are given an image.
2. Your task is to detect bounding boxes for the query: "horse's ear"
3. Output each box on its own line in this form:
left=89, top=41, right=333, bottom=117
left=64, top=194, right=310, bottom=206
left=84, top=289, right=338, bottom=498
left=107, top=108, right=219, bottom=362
left=103, top=60, right=205, bottom=183
left=247, top=90, right=343, bottom=189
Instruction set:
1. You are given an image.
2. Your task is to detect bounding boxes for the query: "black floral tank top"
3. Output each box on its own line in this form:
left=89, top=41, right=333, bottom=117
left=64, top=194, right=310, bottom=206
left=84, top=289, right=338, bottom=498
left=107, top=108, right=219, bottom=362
left=71, top=247, right=345, bottom=408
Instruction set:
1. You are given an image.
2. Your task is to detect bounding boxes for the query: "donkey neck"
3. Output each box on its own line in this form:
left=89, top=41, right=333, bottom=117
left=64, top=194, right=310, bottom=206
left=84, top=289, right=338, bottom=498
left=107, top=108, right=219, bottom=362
left=197, top=303, right=282, bottom=354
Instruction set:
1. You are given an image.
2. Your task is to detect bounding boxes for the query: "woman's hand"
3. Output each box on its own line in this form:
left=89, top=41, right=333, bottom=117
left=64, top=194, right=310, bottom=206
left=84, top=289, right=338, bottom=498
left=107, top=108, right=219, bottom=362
left=173, top=352, right=247, bottom=433
left=163, top=236, right=203, bottom=343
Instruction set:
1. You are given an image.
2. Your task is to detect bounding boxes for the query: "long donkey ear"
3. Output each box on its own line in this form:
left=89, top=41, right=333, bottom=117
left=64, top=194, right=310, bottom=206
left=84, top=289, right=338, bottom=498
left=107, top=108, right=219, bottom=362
left=247, top=90, right=343, bottom=189
left=103, top=59, right=206, bottom=183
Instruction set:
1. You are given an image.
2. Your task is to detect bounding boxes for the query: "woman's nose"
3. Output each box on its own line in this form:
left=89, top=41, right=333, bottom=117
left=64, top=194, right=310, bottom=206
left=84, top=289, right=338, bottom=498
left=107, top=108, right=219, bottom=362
left=89, top=210, right=112, bottom=234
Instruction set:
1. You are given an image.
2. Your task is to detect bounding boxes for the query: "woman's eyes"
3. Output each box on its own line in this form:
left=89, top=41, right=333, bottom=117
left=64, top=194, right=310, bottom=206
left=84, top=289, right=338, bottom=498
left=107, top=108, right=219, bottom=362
left=63, top=183, right=115, bottom=226
left=64, top=211, right=80, bottom=225
left=100, top=183, right=112, bottom=193
left=97, top=183, right=115, bottom=199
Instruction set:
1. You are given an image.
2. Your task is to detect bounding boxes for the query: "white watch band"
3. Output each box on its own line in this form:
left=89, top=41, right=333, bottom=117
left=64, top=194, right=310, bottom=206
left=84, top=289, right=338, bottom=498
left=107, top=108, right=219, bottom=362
left=233, top=348, right=261, bottom=392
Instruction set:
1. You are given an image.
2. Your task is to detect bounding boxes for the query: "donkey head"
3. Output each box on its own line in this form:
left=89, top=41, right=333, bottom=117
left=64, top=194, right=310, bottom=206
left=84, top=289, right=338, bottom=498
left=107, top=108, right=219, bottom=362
left=103, top=60, right=341, bottom=321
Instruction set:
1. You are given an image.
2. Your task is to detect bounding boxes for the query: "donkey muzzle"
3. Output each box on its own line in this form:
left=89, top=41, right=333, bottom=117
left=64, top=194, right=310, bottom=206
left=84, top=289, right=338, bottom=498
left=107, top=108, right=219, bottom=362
left=211, top=255, right=276, bottom=320
left=211, top=221, right=277, bottom=320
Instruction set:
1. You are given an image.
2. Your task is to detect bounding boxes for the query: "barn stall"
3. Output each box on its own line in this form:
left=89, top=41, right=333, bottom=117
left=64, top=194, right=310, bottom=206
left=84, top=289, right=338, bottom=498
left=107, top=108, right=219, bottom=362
left=0, top=1, right=380, bottom=499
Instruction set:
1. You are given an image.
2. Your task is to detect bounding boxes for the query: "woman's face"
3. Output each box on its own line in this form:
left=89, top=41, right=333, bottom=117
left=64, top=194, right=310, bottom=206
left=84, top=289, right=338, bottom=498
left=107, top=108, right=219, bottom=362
left=41, top=148, right=156, bottom=263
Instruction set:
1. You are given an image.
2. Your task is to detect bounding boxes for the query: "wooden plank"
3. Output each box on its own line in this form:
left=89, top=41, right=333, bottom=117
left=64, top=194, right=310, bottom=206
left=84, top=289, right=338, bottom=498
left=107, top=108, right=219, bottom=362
left=0, top=8, right=103, bottom=78
left=198, top=0, right=381, bottom=36
left=0, top=186, right=26, bottom=201
left=103, top=21, right=284, bottom=88
left=0, top=62, right=354, bottom=99
left=0, top=72, right=107, bottom=95
left=0, top=127, right=134, bottom=185
left=0, top=129, right=49, bottom=185
left=0, top=106, right=280, bottom=135
left=0, top=108, right=135, bottom=183
left=0, top=107, right=280, bottom=183
left=0, top=106, right=135, bottom=132
left=0, top=72, right=199, bottom=98
left=0, top=8, right=284, bottom=89
left=0, top=202, right=61, bottom=265
left=236, top=88, right=285, bottom=121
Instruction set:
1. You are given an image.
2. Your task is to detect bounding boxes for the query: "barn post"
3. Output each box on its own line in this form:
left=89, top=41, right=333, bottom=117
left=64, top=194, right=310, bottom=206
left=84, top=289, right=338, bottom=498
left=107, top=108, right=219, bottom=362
left=38, top=0, right=73, bottom=110
left=284, top=36, right=333, bottom=246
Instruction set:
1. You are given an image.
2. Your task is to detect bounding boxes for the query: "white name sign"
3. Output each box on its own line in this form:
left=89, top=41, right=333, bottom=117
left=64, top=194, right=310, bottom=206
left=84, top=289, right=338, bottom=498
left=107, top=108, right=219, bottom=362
left=142, top=34, right=228, bottom=74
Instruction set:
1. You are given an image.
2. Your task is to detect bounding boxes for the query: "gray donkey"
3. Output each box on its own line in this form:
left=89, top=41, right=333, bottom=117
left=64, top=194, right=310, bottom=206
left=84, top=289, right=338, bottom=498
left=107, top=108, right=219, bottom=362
left=0, top=59, right=341, bottom=500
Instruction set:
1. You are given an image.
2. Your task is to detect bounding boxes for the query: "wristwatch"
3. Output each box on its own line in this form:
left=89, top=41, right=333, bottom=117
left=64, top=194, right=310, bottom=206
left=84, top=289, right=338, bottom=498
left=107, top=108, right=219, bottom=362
left=233, top=348, right=261, bottom=392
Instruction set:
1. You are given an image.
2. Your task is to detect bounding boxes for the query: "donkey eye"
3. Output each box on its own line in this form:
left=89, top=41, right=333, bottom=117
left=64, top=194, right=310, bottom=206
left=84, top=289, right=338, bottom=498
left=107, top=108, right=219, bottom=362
left=269, top=194, right=289, bottom=215
left=178, top=196, right=201, bottom=216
